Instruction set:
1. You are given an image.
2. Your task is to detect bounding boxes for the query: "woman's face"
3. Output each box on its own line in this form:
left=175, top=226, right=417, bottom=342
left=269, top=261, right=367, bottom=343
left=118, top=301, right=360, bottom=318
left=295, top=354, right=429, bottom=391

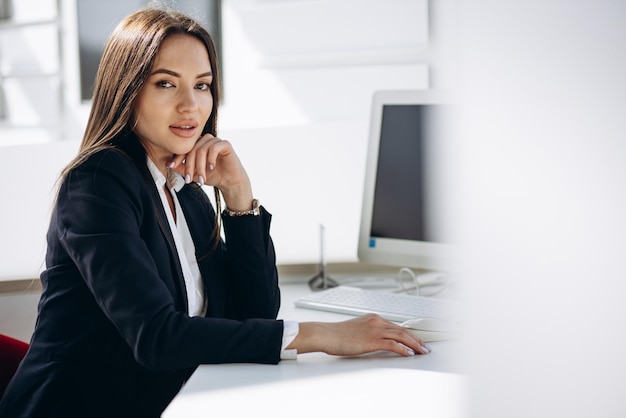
left=134, top=33, right=213, bottom=167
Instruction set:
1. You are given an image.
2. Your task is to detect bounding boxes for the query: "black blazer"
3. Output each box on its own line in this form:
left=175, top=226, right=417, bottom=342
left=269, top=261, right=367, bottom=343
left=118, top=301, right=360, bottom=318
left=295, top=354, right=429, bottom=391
left=0, top=136, right=283, bottom=418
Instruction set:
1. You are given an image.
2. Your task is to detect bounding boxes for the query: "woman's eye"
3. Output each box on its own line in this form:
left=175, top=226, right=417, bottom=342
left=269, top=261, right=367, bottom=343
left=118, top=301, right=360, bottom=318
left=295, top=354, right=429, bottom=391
left=196, top=83, right=211, bottom=91
left=156, top=80, right=174, bottom=88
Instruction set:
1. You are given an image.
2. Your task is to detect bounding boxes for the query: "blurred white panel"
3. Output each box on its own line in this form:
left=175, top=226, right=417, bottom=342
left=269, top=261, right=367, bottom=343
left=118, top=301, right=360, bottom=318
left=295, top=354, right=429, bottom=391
left=454, top=2, right=626, bottom=417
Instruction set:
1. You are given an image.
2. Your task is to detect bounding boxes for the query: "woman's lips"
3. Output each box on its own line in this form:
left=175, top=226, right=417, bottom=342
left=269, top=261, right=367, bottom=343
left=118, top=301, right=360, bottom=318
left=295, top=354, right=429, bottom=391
left=169, top=122, right=198, bottom=138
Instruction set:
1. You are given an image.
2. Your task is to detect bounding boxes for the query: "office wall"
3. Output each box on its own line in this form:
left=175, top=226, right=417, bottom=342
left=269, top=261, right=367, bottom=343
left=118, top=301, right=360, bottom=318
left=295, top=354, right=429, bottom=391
left=217, top=0, right=438, bottom=129
left=0, top=0, right=449, bottom=280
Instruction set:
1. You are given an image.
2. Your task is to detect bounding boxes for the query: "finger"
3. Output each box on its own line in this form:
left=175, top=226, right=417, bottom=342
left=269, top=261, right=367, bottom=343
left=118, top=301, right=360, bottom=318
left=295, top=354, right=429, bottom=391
left=169, top=155, right=193, bottom=184
left=381, top=324, right=430, bottom=355
left=167, top=154, right=185, bottom=170
left=386, top=336, right=430, bottom=356
left=183, top=147, right=197, bottom=184
left=198, top=135, right=227, bottom=185
left=195, top=144, right=208, bottom=186
left=357, top=315, right=430, bottom=356
left=372, top=338, right=419, bottom=357
left=401, top=329, right=430, bottom=354
left=169, top=133, right=215, bottom=182
left=205, top=139, right=233, bottom=172
left=202, top=133, right=219, bottom=171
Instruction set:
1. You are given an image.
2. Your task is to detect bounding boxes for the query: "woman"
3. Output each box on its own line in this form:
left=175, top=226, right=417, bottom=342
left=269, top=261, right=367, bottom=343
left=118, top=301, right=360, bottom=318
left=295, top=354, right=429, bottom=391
left=0, top=7, right=428, bottom=417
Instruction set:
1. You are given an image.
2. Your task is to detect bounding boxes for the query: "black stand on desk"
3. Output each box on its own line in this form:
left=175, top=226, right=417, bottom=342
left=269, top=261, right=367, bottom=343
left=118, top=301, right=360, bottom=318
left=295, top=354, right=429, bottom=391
left=308, top=265, right=338, bottom=290
left=308, top=224, right=338, bottom=291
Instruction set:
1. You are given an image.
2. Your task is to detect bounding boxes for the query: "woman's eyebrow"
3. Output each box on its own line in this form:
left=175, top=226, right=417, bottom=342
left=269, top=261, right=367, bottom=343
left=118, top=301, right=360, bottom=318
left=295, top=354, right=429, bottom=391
left=150, top=68, right=213, bottom=78
left=151, top=68, right=179, bottom=77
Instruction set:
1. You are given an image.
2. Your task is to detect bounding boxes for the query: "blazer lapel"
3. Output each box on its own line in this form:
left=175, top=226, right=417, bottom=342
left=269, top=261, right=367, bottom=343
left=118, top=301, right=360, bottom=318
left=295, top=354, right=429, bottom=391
left=119, top=136, right=190, bottom=313
left=146, top=181, right=190, bottom=311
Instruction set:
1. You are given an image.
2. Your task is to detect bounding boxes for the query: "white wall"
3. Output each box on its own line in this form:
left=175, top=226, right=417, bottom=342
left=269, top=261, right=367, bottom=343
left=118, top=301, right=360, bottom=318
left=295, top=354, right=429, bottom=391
left=455, top=2, right=626, bottom=417
left=0, top=141, right=78, bottom=280
left=218, top=0, right=433, bottom=129
left=0, top=0, right=443, bottom=280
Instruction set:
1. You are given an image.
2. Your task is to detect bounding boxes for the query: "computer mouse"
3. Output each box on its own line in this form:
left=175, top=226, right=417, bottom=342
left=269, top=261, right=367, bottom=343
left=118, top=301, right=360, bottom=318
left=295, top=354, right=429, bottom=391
left=400, top=318, right=459, bottom=342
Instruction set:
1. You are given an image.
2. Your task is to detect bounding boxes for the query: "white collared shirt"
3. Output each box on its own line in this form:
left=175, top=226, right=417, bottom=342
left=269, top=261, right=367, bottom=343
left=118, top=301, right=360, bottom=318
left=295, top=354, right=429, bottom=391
left=145, top=157, right=298, bottom=359
left=146, top=157, right=206, bottom=317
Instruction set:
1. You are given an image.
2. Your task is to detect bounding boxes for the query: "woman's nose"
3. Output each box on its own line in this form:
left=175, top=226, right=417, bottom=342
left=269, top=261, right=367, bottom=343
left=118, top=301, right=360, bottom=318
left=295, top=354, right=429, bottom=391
left=177, top=87, right=198, bottom=113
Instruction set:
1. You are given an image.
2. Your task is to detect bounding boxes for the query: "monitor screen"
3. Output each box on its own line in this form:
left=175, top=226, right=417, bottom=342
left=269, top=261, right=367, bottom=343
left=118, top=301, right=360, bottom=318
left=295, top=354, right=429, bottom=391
left=358, top=90, right=455, bottom=271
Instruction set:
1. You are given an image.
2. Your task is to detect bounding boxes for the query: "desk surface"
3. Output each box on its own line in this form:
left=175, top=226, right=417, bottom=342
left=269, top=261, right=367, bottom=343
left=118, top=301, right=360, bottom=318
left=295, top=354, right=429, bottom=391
left=163, top=281, right=469, bottom=418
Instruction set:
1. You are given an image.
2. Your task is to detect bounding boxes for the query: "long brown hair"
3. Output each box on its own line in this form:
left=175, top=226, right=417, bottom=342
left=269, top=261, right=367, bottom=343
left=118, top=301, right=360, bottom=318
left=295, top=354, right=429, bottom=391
left=61, top=7, right=221, bottom=178
left=59, top=7, right=224, bottom=246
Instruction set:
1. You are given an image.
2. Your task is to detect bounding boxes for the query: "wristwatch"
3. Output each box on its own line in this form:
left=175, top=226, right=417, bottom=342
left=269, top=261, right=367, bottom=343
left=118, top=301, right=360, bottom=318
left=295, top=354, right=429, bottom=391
left=223, top=199, right=260, bottom=217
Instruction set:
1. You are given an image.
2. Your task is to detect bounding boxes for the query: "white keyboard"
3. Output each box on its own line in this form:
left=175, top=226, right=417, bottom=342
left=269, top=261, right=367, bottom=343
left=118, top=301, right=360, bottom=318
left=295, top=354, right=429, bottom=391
left=294, top=285, right=457, bottom=322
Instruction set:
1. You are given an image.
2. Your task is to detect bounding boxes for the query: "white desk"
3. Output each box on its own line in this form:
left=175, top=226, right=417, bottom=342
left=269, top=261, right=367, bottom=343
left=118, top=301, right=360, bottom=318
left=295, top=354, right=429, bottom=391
left=163, top=281, right=469, bottom=418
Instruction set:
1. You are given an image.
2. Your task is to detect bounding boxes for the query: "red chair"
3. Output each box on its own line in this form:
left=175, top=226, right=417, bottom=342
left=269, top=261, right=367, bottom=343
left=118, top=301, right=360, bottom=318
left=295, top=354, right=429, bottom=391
left=0, top=334, right=29, bottom=398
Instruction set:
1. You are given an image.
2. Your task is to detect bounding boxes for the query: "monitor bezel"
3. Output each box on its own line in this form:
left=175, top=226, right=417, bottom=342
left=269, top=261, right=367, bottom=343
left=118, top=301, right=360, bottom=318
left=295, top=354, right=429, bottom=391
left=357, top=89, right=455, bottom=272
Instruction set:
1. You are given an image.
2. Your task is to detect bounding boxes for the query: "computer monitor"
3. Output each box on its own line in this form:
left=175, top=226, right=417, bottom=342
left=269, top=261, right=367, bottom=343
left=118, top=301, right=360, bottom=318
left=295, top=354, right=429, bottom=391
left=357, top=90, right=455, bottom=272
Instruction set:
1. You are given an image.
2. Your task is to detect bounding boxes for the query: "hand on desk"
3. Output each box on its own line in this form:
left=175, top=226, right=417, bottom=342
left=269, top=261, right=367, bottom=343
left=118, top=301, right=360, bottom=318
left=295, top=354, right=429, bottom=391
left=286, top=314, right=430, bottom=357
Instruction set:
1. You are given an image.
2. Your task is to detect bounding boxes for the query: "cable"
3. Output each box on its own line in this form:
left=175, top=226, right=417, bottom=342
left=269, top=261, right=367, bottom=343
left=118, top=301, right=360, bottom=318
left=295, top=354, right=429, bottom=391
left=394, top=268, right=448, bottom=297
left=396, top=267, right=417, bottom=294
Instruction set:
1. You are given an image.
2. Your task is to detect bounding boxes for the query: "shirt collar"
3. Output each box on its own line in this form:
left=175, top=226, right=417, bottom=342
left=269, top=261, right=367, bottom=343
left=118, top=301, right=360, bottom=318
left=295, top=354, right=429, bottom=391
left=146, top=157, right=186, bottom=192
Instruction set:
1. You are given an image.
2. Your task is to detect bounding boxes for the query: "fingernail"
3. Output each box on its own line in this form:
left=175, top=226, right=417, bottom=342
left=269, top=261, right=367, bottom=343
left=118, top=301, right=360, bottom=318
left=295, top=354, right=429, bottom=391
left=421, top=345, right=431, bottom=354
left=167, top=161, right=175, bottom=169
left=198, top=176, right=204, bottom=186
left=185, top=174, right=191, bottom=184
left=407, top=348, right=416, bottom=356
left=209, top=163, right=214, bottom=171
